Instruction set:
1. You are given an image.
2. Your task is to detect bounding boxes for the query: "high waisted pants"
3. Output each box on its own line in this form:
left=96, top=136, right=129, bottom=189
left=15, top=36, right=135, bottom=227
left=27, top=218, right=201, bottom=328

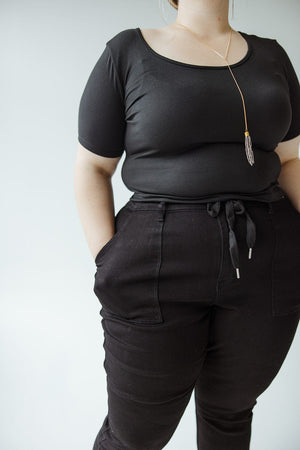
left=91, top=195, right=300, bottom=450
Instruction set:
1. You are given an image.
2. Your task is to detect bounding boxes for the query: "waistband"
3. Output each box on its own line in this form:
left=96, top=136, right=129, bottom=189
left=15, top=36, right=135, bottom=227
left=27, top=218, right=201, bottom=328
left=128, top=198, right=276, bottom=211
left=127, top=196, right=287, bottom=280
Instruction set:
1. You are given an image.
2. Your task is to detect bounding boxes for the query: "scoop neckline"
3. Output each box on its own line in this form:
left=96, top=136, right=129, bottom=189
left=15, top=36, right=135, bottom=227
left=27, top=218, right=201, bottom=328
left=136, top=27, right=252, bottom=69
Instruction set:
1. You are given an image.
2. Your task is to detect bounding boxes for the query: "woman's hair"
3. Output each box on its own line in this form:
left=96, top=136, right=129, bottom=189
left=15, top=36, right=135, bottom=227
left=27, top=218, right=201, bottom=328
left=168, top=0, right=178, bottom=9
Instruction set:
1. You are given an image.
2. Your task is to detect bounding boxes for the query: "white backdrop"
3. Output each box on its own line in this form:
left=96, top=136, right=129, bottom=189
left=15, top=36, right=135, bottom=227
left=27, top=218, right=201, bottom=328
left=1, top=0, right=299, bottom=448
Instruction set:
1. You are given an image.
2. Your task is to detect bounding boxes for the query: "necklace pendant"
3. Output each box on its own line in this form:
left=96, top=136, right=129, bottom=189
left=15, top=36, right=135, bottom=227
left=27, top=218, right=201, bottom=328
left=245, top=131, right=255, bottom=166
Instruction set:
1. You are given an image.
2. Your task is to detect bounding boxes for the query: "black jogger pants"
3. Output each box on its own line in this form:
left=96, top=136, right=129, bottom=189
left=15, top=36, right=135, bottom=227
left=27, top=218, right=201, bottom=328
left=91, top=195, right=300, bottom=450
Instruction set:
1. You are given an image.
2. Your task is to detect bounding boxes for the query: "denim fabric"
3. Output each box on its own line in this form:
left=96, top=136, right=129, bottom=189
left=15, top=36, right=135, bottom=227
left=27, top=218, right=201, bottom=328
left=92, top=196, right=300, bottom=449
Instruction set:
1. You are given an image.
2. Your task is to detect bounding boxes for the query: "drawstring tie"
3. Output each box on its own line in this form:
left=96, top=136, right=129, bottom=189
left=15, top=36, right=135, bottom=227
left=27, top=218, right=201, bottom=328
left=206, top=199, right=256, bottom=279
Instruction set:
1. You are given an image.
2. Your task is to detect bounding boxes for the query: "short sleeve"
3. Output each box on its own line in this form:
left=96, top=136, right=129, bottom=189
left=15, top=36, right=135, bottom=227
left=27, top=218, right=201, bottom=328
left=274, top=40, right=300, bottom=142
left=78, top=44, right=126, bottom=157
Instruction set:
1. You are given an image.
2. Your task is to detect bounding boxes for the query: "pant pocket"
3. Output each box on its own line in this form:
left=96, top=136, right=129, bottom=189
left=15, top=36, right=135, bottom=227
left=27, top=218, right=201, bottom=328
left=94, top=203, right=133, bottom=264
left=94, top=208, right=164, bottom=325
left=270, top=197, right=300, bottom=316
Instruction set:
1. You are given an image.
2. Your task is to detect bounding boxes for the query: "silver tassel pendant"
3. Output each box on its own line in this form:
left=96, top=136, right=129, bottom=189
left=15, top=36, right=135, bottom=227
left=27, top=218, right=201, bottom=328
left=245, top=131, right=255, bottom=166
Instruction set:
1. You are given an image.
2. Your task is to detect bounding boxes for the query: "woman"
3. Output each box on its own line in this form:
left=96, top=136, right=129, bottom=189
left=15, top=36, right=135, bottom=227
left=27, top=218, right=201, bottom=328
left=75, top=0, right=300, bottom=448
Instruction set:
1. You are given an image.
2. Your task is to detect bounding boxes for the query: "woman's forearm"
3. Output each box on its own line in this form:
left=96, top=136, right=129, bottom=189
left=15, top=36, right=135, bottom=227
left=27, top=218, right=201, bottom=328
left=278, top=158, right=300, bottom=213
left=74, top=161, right=116, bottom=261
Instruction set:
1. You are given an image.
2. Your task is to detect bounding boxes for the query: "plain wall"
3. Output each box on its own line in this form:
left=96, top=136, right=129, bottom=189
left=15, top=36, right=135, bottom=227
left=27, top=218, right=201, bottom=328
left=1, top=0, right=299, bottom=448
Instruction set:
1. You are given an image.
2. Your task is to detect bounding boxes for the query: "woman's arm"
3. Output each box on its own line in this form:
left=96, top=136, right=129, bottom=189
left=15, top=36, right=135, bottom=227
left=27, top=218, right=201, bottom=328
left=74, top=142, right=122, bottom=261
left=275, top=134, right=300, bottom=213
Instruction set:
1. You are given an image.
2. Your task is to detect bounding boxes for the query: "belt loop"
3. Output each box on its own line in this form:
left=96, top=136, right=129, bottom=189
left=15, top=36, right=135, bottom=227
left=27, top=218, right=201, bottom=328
left=158, top=201, right=166, bottom=222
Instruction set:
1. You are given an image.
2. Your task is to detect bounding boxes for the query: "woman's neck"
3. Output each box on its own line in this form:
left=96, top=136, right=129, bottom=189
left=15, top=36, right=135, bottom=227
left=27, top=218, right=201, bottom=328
left=172, top=0, right=231, bottom=39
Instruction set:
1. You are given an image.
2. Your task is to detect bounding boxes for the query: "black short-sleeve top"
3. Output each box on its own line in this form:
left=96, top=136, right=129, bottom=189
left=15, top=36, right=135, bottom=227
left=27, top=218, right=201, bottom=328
left=78, top=28, right=300, bottom=204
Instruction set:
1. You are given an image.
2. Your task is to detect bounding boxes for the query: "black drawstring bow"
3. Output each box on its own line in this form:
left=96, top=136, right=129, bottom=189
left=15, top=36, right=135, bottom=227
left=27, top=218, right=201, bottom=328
left=206, top=199, right=256, bottom=279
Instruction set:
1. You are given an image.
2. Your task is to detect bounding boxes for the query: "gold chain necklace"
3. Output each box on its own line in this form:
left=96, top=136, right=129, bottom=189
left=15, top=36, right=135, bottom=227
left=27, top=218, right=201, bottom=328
left=173, top=22, right=255, bottom=166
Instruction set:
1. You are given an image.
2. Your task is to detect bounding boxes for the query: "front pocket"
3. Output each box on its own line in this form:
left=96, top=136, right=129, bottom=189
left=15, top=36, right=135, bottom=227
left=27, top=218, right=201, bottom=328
left=94, top=209, right=164, bottom=325
left=270, top=197, right=300, bottom=316
left=94, top=232, right=121, bottom=263
left=94, top=204, right=133, bottom=265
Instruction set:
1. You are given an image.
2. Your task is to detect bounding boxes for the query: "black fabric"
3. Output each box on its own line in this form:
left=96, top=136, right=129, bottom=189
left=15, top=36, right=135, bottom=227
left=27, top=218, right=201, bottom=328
left=91, top=197, right=300, bottom=449
left=78, top=28, right=300, bottom=203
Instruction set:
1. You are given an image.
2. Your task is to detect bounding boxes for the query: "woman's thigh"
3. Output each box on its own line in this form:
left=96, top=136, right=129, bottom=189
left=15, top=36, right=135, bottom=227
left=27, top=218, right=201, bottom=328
left=194, top=303, right=300, bottom=415
left=98, top=301, right=211, bottom=449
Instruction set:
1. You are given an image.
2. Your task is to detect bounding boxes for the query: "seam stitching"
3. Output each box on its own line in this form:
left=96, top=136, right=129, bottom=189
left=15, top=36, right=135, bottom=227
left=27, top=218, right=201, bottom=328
left=106, top=44, right=125, bottom=105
